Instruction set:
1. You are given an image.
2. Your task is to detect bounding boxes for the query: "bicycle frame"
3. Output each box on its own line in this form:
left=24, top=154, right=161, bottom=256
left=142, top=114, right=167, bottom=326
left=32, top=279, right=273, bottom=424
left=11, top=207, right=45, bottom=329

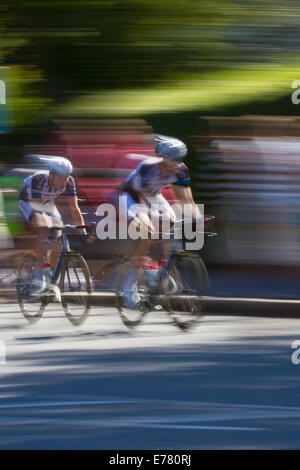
left=51, top=232, right=70, bottom=283
left=155, top=235, right=181, bottom=284
left=49, top=223, right=95, bottom=284
left=149, top=219, right=216, bottom=290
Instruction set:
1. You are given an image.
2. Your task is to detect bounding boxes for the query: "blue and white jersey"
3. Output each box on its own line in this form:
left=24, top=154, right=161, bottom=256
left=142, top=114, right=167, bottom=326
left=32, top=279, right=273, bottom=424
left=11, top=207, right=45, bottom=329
left=19, top=171, right=76, bottom=220
left=19, top=171, right=76, bottom=204
left=122, top=159, right=191, bottom=203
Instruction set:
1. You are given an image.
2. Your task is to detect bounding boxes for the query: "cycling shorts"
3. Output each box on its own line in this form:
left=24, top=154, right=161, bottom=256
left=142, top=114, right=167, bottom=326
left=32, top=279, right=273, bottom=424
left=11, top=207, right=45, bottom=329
left=116, top=192, right=176, bottom=224
left=18, top=199, right=62, bottom=223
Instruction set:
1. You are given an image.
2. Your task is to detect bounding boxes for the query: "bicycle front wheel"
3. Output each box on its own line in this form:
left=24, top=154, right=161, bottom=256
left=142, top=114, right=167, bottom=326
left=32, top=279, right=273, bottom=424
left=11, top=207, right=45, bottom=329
left=16, top=252, right=48, bottom=323
left=164, top=252, right=209, bottom=331
left=59, top=252, right=92, bottom=326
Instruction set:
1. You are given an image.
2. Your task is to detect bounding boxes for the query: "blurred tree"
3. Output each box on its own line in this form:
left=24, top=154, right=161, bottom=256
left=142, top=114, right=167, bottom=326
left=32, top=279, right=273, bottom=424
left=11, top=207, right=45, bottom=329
left=2, top=0, right=231, bottom=102
left=0, top=0, right=298, bottom=103
left=0, top=0, right=299, bottom=131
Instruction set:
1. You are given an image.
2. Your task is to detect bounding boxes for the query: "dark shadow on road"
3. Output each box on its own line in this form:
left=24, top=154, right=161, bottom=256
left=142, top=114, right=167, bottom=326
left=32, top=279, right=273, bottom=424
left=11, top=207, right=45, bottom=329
left=0, top=331, right=300, bottom=448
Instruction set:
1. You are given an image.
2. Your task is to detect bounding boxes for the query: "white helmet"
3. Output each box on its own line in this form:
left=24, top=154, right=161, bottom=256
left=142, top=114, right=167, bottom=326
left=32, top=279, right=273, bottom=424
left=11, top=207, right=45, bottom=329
left=155, top=134, right=187, bottom=161
left=46, top=156, right=73, bottom=175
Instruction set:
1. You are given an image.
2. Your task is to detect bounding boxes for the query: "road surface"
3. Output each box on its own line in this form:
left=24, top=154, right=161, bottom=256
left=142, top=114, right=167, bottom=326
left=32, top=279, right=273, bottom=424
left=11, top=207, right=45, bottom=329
left=0, top=301, right=300, bottom=449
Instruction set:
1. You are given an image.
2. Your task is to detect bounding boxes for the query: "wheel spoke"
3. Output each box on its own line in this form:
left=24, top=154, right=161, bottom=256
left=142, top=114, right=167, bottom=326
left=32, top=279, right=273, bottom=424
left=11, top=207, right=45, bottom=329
left=16, top=253, right=46, bottom=322
left=116, top=260, right=151, bottom=328
left=60, top=253, right=91, bottom=326
left=166, top=253, right=209, bottom=330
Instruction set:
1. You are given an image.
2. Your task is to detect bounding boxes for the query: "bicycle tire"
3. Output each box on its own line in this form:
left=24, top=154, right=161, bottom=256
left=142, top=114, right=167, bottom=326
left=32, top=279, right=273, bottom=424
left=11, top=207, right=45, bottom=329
left=16, top=251, right=48, bottom=323
left=59, top=251, right=92, bottom=326
left=115, top=258, right=150, bottom=329
left=164, top=252, right=209, bottom=331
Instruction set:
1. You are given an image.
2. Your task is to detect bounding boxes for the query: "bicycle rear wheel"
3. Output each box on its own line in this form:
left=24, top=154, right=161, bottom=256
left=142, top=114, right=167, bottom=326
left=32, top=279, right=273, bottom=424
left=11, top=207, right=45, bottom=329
left=59, top=252, right=92, bottom=326
left=16, top=252, right=48, bottom=323
left=115, top=259, right=150, bottom=329
left=164, top=252, right=209, bottom=331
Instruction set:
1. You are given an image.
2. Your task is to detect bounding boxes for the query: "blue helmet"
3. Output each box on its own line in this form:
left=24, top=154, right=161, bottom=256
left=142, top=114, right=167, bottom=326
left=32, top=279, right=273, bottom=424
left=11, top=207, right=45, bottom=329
left=155, top=134, right=187, bottom=161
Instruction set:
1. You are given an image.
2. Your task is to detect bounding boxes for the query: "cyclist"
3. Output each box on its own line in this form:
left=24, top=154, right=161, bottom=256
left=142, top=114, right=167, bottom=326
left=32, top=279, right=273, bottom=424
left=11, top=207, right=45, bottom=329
left=18, top=155, right=94, bottom=298
left=119, top=135, right=202, bottom=306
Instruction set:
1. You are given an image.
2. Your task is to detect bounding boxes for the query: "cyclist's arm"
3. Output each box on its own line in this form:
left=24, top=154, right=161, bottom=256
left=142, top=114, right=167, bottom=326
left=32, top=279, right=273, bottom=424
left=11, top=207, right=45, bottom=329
left=67, top=195, right=87, bottom=234
left=170, top=184, right=201, bottom=220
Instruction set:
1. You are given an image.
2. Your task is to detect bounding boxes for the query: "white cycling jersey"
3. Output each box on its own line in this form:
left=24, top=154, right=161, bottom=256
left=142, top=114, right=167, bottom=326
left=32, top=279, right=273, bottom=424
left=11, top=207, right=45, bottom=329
left=19, top=170, right=76, bottom=222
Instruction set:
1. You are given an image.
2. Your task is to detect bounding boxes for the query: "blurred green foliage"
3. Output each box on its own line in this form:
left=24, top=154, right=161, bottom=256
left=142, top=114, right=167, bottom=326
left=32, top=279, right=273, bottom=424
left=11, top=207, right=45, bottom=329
left=0, top=0, right=300, bottom=125
left=7, top=66, right=51, bottom=130
left=0, top=175, right=24, bottom=235
left=59, top=62, right=300, bottom=116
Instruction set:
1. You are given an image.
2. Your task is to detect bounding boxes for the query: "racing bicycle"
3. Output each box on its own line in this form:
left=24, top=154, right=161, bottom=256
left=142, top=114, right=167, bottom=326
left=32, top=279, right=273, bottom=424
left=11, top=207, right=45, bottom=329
left=115, top=217, right=216, bottom=331
left=16, top=224, right=95, bottom=326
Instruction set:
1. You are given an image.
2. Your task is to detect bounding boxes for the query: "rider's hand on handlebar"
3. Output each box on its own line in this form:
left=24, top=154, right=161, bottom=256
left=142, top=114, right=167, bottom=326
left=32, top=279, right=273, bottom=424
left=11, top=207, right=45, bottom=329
left=79, top=232, right=96, bottom=243
left=85, top=234, right=96, bottom=243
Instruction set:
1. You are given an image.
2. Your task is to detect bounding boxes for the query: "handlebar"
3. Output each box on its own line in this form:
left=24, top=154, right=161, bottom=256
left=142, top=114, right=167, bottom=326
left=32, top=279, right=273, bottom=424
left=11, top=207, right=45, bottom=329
left=50, top=222, right=96, bottom=236
left=49, top=217, right=217, bottom=239
left=150, top=217, right=217, bottom=239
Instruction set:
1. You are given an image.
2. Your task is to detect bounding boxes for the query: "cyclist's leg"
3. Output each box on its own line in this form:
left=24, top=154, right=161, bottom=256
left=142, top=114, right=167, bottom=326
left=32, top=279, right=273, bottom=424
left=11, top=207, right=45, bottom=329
left=19, top=202, right=50, bottom=289
left=130, top=214, right=162, bottom=272
left=147, top=197, right=178, bottom=292
left=118, top=195, right=154, bottom=306
left=32, top=211, right=62, bottom=300
left=127, top=193, right=176, bottom=268
left=30, top=212, right=52, bottom=263
left=19, top=201, right=61, bottom=297
left=119, top=192, right=155, bottom=264
left=148, top=194, right=176, bottom=262
left=46, top=206, right=62, bottom=270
